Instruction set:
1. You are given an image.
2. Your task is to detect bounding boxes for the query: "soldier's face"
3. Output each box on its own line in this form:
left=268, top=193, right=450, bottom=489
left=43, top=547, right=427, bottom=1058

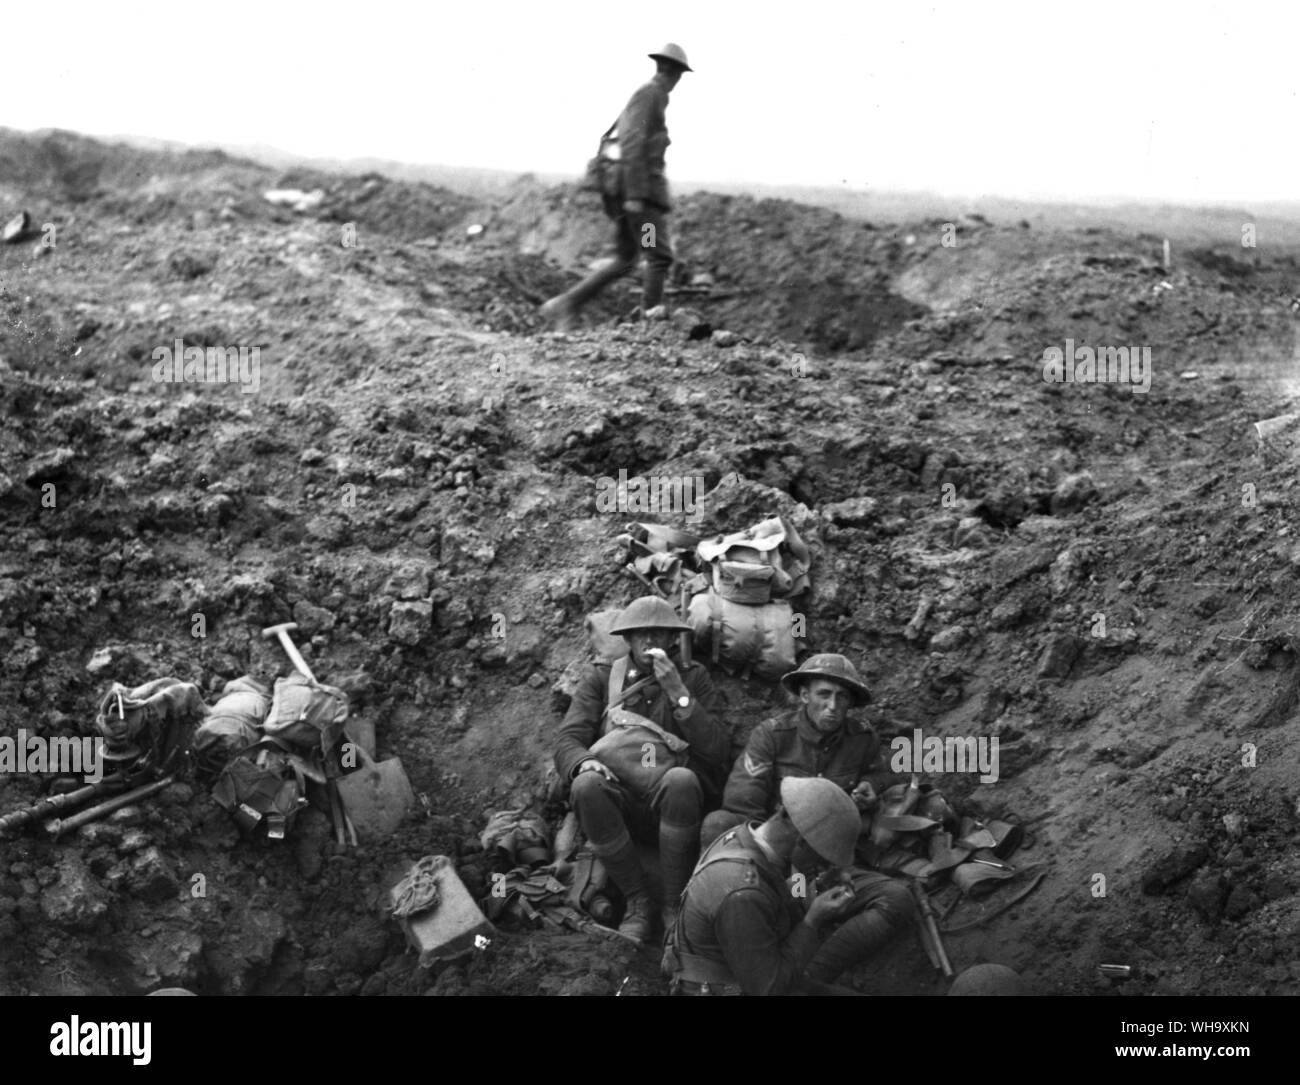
left=659, top=64, right=684, bottom=90
left=626, top=628, right=674, bottom=671
left=800, top=678, right=852, bottom=733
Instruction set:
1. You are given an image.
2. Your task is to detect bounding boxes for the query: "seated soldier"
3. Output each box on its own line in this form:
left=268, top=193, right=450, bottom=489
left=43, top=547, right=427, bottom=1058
left=554, top=596, right=730, bottom=942
left=698, top=653, right=913, bottom=985
left=663, top=776, right=862, bottom=995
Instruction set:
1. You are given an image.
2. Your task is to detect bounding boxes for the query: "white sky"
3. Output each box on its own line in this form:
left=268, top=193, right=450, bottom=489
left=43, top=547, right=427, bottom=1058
left=10, top=0, right=1298, bottom=203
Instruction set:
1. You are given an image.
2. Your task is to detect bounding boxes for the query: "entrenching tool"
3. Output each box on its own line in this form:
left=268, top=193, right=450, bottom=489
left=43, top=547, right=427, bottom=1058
left=261, top=623, right=316, bottom=682
left=335, top=742, right=416, bottom=840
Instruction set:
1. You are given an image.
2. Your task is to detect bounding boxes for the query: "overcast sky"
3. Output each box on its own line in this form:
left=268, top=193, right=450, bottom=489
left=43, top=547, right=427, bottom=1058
left=11, top=0, right=1298, bottom=204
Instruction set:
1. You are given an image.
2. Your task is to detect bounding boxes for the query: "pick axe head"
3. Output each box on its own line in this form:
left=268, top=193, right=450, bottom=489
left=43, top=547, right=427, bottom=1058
left=261, top=622, right=317, bottom=683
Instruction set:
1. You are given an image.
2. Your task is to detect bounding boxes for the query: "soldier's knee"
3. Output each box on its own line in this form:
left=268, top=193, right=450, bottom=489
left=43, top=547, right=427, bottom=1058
left=569, top=769, right=612, bottom=810
left=879, top=881, right=915, bottom=926
left=659, top=766, right=701, bottom=798
left=700, top=809, right=744, bottom=849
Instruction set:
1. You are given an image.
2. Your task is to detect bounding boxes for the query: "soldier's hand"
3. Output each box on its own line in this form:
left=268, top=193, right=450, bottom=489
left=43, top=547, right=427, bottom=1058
left=623, top=199, right=646, bottom=214
left=646, top=648, right=688, bottom=701
left=577, top=759, right=618, bottom=783
left=850, top=780, right=878, bottom=812
left=806, top=885, right=855, bottom=930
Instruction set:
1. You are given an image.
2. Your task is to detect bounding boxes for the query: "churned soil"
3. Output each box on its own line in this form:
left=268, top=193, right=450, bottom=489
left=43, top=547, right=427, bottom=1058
left=1, top=127, right=1299, bottom=996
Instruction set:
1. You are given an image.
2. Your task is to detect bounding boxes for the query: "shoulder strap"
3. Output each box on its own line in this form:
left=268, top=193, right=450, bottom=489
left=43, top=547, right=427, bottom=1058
left=606, top=656, right=628, bottom=710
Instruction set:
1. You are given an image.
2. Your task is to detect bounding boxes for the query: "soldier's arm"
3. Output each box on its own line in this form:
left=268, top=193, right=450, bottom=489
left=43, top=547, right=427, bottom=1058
left=676, top=664, right=729, bottom=770
left=719, top=722, right=778, bottom=821
left=618, top=83, right=663, bottom=203
left=861, top=728, right=902, bottom=792
left=553, top=666, right=607, bottom=781
left=714, top=888, right=823, bottom=996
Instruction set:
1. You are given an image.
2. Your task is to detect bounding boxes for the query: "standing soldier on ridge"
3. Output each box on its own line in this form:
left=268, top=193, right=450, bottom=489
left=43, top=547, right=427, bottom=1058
left=540, top=43, right=691, bottom=329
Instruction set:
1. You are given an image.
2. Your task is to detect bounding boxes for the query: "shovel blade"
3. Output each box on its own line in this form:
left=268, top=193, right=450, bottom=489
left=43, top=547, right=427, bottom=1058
left=337, top=756, right=415, bottom=839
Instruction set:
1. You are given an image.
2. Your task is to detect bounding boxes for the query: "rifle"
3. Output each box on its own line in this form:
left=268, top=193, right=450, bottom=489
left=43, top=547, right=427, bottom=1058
left=0, top=767, right=143, bottom=836
left=45, top=773, right=176, bottom=838
left=908, top=878, right=954, bottom=979
left=678, top=581, right=692, bottom=667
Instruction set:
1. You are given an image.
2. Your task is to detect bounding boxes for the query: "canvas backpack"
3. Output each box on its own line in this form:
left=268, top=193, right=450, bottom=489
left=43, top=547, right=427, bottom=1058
left=262, top=672, right=349, bottom=758
left=211, top=737, right=320, bottom=840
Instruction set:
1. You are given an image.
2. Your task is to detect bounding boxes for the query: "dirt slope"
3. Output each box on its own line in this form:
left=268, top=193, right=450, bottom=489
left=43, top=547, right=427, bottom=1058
left=1, top=128, right=1298, bottom=997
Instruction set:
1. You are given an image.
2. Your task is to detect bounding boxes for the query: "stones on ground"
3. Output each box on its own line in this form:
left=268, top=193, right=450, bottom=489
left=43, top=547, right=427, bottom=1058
left=1186, top=869, right=1227, bottom=921
left=23, top=447, right=76, bottom=484
left=388, top=600, right=432, bottom=646
left=384, top=562, right=433, bottom=600
left=990, top=544, right=1056, bottom=590
left=953, top=516, right=997, bottom=549
left=1037, top=632, right=1080, bottom=678
left=1049, top=548, right=1087, bottom=598
left=929, top=624, right=968, bottom=652
left=292, top=600, right=336, bottom=635
left=988, top=599, right=1023, bottom=630
left=1221, top=811, right=1245, bottom=839
left=203, top=908, right=289, bottom=995
left=41, top=854, right=111, bottom=931
left=711, top=329, right=739, bottom=347
left=821, top=496, right=878, bottom=527
left=1141, top=842, right=1208, bottom=894
left=3, top=210, right=31, bottom=243
left=1223, top=883, right=1259, bottom=920
left=1050, top=471, right=1098, bottom=516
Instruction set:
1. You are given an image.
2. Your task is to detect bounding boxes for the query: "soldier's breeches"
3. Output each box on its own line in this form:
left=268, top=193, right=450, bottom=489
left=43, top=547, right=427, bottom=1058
left=656, top=767, right=703, bottom=901
left=804, top=873, right=914, bottom=984
left=569, top=769, right=627, bottom=850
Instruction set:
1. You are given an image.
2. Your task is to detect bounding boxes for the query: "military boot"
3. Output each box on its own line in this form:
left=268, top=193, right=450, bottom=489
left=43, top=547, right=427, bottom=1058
left=641, top=263, right=668, bottom=312
left=618, top=890, right=655, bottom=944
left=593, top=833, right=652, bottom=943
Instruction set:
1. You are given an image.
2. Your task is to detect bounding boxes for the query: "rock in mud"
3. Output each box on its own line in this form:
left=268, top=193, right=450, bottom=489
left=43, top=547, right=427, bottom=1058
left=1141, top=843, right=1208, bottom=894
left=204, top=908, right=288, bottom=995
left=1037, top=633, right=1079, bottom=678
left=384, top=562, right=433, bottom=600
left=821, top=496, right=878, bottom=527
left=989, top=599, right=1023, bottom=630
left=929, top=625, right=968, bottom=652
left=1224, top=883, right=1259, bottom=920
left=127, top=929, right=205, bottom=992
left=130, top=847, right=180, bottom=902
left=292, top=600, right=336, bottom=634
left=1186, top=869, right=1227, bottom=921
left=954, top=516, right=997, bottom=549
left=40, top=853, right=111, bottom=931
left=389, top=600, right=432, bottom=645
left=334, top=915, right=391, bottom=973
left=1050, top=472, right=1097, bottom=516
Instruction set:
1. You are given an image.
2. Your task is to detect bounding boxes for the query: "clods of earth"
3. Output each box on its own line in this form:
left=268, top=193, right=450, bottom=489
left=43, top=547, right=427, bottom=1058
left=1, top=128, right=1299, bottom=995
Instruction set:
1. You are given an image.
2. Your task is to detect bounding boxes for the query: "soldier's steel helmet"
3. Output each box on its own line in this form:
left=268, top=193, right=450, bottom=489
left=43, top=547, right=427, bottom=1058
left=609, top=595, right=693, bottom=635
left=649, top=43, right=693, bottom=72
left=780, top=777, right=860, bottom=867
left=779, top=653, right=870, bottom=706
left=947, top=963, right=1028, bottom=996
